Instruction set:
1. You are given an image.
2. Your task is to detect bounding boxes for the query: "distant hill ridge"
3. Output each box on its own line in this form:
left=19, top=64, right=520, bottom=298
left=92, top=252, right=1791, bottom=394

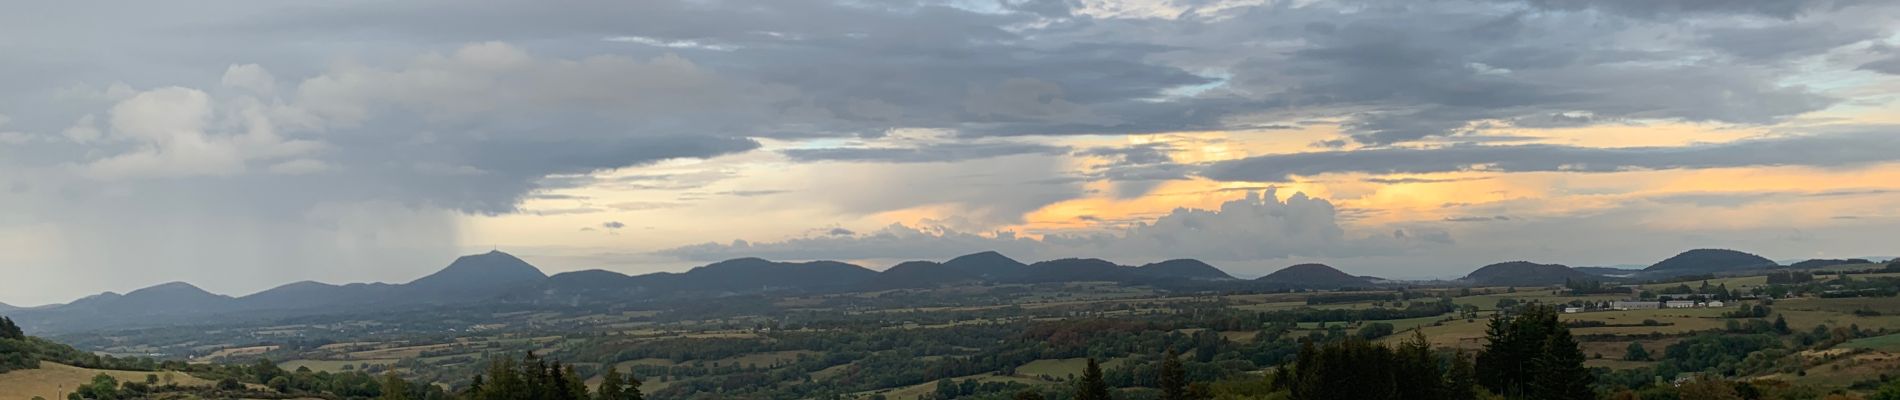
left=1645, top=249, right=1778, bottom=272
left=9, top=246, right=1793, bottom=333
left=1788, top=258, right=1874, bottom=269
left=1464, top=261, right=1594, bottom=286
left=406, top=251, right=549, bottom=292
left=866, top=261, right=979, bottom=289
left=1256, top=263, right=1372, bottom=288
left=942, top=251, right=1028, bottom=280
left=1135, top=259, right=1236, bottom=280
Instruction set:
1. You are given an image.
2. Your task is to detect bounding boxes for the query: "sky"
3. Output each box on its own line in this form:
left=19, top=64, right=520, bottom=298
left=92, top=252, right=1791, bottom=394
left=3, top=0, right=1900, bottom=306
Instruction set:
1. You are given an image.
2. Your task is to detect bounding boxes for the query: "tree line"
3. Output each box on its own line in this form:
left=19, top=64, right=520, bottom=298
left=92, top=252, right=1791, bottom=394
left=449, top=352, right=643, bottom=400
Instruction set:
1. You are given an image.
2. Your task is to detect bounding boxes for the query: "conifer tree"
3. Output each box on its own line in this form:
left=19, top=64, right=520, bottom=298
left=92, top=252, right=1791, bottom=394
left=545, top=360, right=572, bottom=400
left=1478, top=305, right=1568, bottom=397
left=523, top=352, right=550, bottom=398
left=1474, top=312, right=1519, bottom=395
left=564, top=364, right=588, bottom=400
left=1529, top=323, right=1593, bottom=400
left=1158, top=349, right=1188, bottom=400
left=464, top=375, right=485, bottom=399
left=481, top=355, right=526, bottom=400
left=1444, top=350, right=1478, bottom=400
left=0, top=317, right=23, bottom=340
left=1288, top=338, right=1398, bottom=400
left=1075, top=357, right=1112, bottom=400
left=1396, top=329, right=1445, bottom=400
left=626, top=372, right=645, bottom=400
left=597, top=367, right=626, bottom=400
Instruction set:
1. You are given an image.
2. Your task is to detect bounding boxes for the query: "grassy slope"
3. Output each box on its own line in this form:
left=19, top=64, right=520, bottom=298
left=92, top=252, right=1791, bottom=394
left=0, top=362, right=212, bottom=400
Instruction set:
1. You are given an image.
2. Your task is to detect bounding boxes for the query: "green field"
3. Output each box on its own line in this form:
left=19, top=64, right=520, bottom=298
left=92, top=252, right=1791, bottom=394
left=1842, top=333, right=1900, bottom=351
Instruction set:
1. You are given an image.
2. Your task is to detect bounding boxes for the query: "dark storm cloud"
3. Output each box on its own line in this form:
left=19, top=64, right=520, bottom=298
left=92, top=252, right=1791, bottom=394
left=1863, top=46, right=1900, bottom=75
left=446, top=135, right=762, bottom=214
left=1215, top=1, right=1862, bottom=145
left=4, top=0, right=1900, bottom=303
left=1076, top=143, right=1176, bottom=167
left=1202, top=131, right=1900, bottom=182
left=781, top=142, right=1070, bottom=163
left=1699, top=23, right=1877, bottom=61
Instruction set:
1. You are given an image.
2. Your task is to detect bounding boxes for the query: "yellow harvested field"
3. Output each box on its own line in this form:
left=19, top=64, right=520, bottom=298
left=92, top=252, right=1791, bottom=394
left=1219, top=330, right=1260, bottom=342
left=0, top=363, right=211, bottom=400
left=317, top=341, right=381, bottom=351
left=1765, top=351, right=1900, bottom=387
left=348, top=342, right=462, bottom=359
left=206, top=345, right=279, bottom=359
left=861, top=372, right=1050, bottom=400
left=281, top=358, right=400, bottom=373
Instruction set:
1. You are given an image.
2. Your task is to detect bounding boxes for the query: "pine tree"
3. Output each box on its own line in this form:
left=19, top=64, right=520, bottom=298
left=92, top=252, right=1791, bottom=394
left=1289, top=338, right=1398, bottom=400
left=545, top=361, right=575, bottom=400
left=1158, top=350, right=1188, bottom=400
left=1396, top=329, right=1445, bottom=400
left=1275, top=340, right=1319, bottom=394
left=564, top=364, right=589, bottom=400
left=522, top=352, right=550, bottom=399
left=464, top=375, right=485, bottom=399
left=1773, top=315, right=1791, bottom=334
left=1444, top=350, right=1478, bottom=400
left=598, top=367, right=626, bottom=400
left=1474, top=311, right=1521, bottom=396
left=482, top=356, right=526, bottom=400
left=626, top=372, right=645, bottom=400
left=0, top=317, right=22, bottom=340
left=1478, top=305, right=1566, bottom=397
left=1075, top=357, right=1112, bottom=400
left=1528, top=328, right=1593, bottom=400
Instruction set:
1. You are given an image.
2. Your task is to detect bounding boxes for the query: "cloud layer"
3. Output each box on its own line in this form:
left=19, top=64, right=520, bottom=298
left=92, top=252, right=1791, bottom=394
left=1203, top=131, right=1900, bottom=182
left=660, top=189, right=1448, bottom=263
left=2, top=0, right=1899, bottom=303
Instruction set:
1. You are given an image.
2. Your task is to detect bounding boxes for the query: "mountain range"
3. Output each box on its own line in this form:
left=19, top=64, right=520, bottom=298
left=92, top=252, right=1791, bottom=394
left=4, top=248, right=1837, bottom=333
